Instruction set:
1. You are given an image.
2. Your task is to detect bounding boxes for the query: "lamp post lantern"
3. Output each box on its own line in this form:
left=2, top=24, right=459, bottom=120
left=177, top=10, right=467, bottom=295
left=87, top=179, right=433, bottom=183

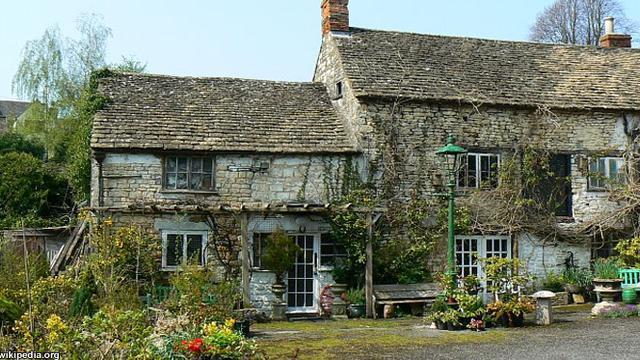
left=436, top=135, right=467, bottom=287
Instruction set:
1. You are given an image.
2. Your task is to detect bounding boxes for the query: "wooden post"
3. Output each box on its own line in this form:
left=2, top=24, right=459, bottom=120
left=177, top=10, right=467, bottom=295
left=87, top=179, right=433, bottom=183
left=240, top=212, right=251, bottom=307
left=365, top=211, right=374, bottom=318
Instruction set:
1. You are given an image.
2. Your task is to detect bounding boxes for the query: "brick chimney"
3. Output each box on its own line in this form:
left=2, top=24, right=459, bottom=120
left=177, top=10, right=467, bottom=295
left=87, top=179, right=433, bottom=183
left=599, top=17, right=632, bottom=48
left=321, top=0, right=349, bottom=35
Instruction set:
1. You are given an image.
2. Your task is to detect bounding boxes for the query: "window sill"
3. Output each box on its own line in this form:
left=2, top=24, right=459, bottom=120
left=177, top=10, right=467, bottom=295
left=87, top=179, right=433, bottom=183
left=161, top=189, right=220, bottom=195
left=161, top=265, right=205, bottom=271
left=555, top=216, right=575, bottom=223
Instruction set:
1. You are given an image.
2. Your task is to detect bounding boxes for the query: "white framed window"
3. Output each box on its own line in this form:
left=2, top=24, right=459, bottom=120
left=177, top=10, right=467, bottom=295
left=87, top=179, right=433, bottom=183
left=457, top=153, right=500, bottom=189
left=251, top=232, right=269, bottom=269
left=455, top=235, right=511, bottom=283
left=588, top=157, right=624, bottom=190
left=319, top=233, right=347, bottom=268
left=164, top=156, right=215, bottom=191
left=161, top=231, right=207, bottom=270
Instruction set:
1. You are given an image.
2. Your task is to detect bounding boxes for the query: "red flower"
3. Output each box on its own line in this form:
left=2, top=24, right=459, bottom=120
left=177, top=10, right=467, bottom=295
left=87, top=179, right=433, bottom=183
left=188, top=338, right=204, bottom=353
left=181, top=340, right=187, bottom=345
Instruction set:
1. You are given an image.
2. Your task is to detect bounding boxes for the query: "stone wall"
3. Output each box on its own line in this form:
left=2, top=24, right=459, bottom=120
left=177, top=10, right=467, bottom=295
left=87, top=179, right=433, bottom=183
left=95, top=153, right=350, bottom=208
left=518, top=233, right=591, bottom=282
left=110, top=212, right=237, bottom=281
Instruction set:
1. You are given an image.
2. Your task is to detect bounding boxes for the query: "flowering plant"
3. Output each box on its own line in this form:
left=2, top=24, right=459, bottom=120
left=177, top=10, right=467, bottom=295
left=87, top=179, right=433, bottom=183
left=468, top=318, right=485, bottom=331
left=171, top=318, right=260, bottom=359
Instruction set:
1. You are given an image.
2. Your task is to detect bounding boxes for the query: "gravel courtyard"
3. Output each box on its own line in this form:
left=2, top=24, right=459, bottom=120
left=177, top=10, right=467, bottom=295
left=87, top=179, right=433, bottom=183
left=253, top=305, right=640, bottom=359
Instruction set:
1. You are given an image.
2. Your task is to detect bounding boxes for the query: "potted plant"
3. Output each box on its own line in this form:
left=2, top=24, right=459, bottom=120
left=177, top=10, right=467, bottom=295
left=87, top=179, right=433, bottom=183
left=343, top=288, right=365, bottom=318
left=440, top=309, right=462, bottom=331
left=592, top=257, right=623, bottom=302
left=485, top=298, right=534, bottom=327
left=261, top=229, right=301, bottom=319
left=455, top=293, right=485, bottom=326
left=461, top=275, right=481, bottom=295
left=427, top=298, right=449, bottom=329
left=562, top=267, right=593, bottom=301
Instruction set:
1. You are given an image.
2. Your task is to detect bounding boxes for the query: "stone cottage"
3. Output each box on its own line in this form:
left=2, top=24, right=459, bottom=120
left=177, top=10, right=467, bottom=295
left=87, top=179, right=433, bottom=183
left=91, top=0, right=640, bottom=315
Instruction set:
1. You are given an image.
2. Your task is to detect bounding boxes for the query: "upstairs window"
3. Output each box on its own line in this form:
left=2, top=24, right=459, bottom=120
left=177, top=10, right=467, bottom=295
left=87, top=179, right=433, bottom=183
left=162, top=231, right=207, bottom=270
left=165, top=156, right=215, bottom=191
left=588, top=157, right=624, bottom=190
left=458, top=153, right=500, bottom=189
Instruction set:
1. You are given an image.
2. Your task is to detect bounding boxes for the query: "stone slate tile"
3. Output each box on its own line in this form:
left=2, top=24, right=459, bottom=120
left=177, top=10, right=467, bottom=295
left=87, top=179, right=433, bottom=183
left=92, top=73, right=356, bottom=153
left=335, top=28, right=640, bottom=110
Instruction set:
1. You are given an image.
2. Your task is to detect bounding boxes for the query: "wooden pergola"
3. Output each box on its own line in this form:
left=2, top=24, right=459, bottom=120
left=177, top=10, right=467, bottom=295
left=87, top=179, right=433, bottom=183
left=94, top=201, right=386, bottom=317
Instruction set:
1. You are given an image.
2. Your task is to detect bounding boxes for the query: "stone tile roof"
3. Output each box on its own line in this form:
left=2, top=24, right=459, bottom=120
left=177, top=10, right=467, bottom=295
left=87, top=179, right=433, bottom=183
left=0, top=100, right=30, bottom=118
left=92, top=73, right=356, bottom=153
left=334, top=28, right=640, bottom=110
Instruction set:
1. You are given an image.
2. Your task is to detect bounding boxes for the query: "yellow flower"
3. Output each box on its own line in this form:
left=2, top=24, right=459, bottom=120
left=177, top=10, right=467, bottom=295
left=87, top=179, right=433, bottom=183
left=104, top=217, right=113, bottom=226
left=224, top=318, right=236, bottom=329
left=46, top=314, right=67, bottom=344
left=203, top=321, right=218, bottom=336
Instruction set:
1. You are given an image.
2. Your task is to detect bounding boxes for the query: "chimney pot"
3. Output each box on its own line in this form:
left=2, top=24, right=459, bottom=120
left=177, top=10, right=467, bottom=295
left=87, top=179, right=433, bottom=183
left=321, top=0, right=349, bottom=36
left=605, top=16, right=615, bottom=35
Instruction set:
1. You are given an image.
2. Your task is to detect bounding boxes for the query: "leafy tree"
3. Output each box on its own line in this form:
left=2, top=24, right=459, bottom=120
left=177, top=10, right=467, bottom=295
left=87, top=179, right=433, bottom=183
left=12, top=14, right=112, bottom=160
left=0, top=132, right=45, bottom=158
left=12, top=14, right=146, bottom=202
left=529, top=0, right=636, bottom=45
left=0, top=152, right=71, bottom=228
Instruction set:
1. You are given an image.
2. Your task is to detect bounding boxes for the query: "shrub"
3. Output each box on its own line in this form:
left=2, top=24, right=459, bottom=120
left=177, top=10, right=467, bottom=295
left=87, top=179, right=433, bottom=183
left=165, top=264, right=242, bottom=326
left=542, top=272, right=566, bottom=292
left=261, top=229, right=301, bottom=284
left=0, top=132, right=45, bottom=158
left=0, top=297, right=22, bottom=329
left=614, top=237, right=640, bottom=268
left=0, top=152, right=71, bottom=228
left=593, top=257, right=622, bottom=279
left=343, top=288, right=365, bottom=305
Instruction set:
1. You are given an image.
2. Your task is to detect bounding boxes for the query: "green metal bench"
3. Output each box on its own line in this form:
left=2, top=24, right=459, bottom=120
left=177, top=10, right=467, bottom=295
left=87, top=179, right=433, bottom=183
left=145, top=285, right=217, bottom=306
left=618, top=268, right=640, bottom=289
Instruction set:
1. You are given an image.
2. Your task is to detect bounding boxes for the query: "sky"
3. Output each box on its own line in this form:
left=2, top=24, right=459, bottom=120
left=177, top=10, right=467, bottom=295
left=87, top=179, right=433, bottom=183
left=1, top=0, right=640, bottom=100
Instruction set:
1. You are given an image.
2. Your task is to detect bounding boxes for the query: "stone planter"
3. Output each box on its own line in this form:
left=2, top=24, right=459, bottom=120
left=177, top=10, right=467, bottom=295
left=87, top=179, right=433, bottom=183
left=347, top=304, right=365, bottom=318
left=271, top=283, right=287, bottom=321
left=593, top=278, right=623, bottom=303
left=593, top=278, right=623, bottom=292
left=331, top=283, right=348, bottom=316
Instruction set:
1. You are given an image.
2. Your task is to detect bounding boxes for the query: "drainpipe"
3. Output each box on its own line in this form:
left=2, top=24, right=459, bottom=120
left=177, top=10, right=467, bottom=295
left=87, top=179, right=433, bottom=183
left=94, top=152, right=106, bottom=208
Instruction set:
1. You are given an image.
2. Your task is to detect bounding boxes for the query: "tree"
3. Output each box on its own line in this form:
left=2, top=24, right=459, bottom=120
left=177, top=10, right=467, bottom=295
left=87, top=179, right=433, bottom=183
left=12, top=14, right=146, bottom=201
left=0, top=132, right=45, bottom=158
left=529, top=0, right=636, bottom=45
left=0, top=152, right=71, bottom=228
left=12, top=14, right=112, bottom=160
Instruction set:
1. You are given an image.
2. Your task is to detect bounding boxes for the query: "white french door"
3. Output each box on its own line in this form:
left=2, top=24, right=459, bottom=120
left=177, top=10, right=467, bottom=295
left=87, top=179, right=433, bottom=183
left=455, top=235, right=512, bottom=291
left=287, top=234, right=319, bottom=313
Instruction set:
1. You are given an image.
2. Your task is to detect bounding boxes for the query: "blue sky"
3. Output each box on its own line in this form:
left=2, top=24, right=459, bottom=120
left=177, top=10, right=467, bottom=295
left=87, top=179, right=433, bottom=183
left=1, top=0, right=639, bottom=100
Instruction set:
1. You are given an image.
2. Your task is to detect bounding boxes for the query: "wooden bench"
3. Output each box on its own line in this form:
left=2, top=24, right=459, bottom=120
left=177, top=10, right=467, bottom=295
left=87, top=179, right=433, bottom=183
left=619, top=268, right=640, bottom=289
left=372, top=283, right=441, bottom=318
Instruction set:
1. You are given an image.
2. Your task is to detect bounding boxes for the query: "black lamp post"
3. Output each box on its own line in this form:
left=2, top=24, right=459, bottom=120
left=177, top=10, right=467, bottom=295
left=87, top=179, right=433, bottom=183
left=436, top=135, right=467, bottom=286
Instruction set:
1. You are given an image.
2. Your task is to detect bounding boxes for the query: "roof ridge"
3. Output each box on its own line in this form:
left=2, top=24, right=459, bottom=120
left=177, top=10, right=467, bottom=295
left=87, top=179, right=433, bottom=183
left=348, top=27, right=639, bottom=52
left=108, top=72, right=325, bottom=86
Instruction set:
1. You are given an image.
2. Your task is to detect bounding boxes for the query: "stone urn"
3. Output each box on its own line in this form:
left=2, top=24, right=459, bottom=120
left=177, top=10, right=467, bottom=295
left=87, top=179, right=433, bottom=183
left=331, top=283, right=348, bottom=316
left=271, top=283, right=287, bottom=320
left=593, top=278, right=623, bottom=302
